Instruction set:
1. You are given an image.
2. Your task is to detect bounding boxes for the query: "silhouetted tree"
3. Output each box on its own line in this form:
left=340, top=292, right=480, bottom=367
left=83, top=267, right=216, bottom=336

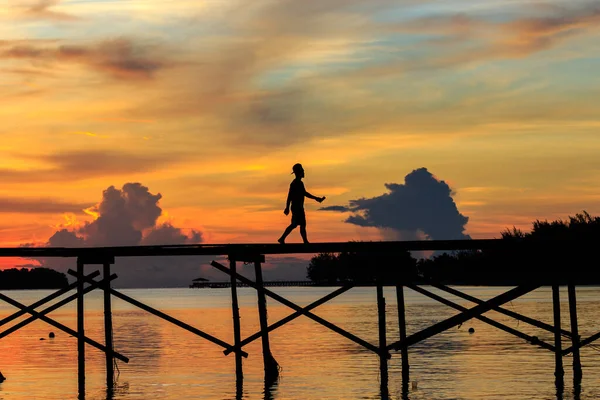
left=419, top=211, right=600, bottom=284
left=0, top=267, right=68, bottom=290
left=307, top=249, right=417, bottom=285
left=307, top=253, right=340, bottom=285
left=308, top=212, right=600, bottom=285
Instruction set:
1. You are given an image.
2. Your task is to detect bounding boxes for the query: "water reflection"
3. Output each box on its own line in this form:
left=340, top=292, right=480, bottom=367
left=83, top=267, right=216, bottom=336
left=573, top=378, right=582, bottom=400
left=380, top=366, right=412, bottom=400
left=401, top=378, right=410, bottom=400
left=1, top=287, right=600, bottom=399
left=236, top=375, right=243, bottom=400
left=113, top=310, right=163, bottom=372
left=380, top=362, right=389, bottom=400
left=112, top=381, right=130, bottom=400
left=555, top=373, right=564, bottom=399
left=263, top=378, right=279, bottom=400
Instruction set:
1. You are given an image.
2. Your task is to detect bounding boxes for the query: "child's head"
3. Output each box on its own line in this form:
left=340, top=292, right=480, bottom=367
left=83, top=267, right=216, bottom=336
left=292, top=163, right=304, bottom=178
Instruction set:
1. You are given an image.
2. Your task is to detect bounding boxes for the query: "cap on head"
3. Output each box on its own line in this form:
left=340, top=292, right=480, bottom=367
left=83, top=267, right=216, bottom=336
left=292, top=163, right=304, bottom=174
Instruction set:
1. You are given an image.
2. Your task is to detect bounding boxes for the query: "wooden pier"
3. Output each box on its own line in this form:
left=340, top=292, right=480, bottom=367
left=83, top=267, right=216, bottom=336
left=0, top=239, right=597, bottom=398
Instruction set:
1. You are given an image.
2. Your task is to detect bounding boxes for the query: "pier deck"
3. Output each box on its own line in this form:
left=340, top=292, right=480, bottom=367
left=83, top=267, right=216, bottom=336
left=0, top=237, right=587, bottom=258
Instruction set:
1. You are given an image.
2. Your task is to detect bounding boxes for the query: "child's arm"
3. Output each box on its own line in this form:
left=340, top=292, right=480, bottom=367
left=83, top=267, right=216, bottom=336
left=284, top=187, right=292, bottom=215
left=305, top=191, right=325, bottom=203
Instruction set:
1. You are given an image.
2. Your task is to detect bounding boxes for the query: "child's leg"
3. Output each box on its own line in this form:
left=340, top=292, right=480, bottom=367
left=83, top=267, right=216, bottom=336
left=300, top=223, right=309, bottom=244
left=278, top=223, right=298, bottom=243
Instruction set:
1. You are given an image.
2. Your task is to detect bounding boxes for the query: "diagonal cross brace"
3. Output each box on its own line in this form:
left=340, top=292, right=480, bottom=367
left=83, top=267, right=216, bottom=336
left=0, top=270, right=101, bottom=327
left=224, top=284, right=354, bottom=355
left=0, top=273, right=129, bottom=363
left=211, top=261, right=382, bottom=356
left=563, top=331, right=600, bottom=356
left=406, top=284, right=556, bottom=352
left=428, top=282, right=571, bottom=338
left=0, top=272, right=112, bottom=337
left=388, top=284, right=540, bottom=351
left=70, top=270, right=249, bottom=358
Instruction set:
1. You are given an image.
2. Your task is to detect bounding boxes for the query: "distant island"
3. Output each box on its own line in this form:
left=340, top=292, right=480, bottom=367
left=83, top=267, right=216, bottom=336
left=307, top=212, right=600, bottom=286
left=0, top=268, right=68, bottom=290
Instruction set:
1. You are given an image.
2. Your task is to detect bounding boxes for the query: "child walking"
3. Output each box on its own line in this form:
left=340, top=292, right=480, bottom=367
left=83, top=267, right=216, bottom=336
left=278, top=163, right=325, bottom=244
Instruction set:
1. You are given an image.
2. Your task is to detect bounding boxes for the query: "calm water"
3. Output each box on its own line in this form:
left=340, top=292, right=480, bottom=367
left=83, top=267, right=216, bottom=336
left=0, top=286, right=599, bottom=399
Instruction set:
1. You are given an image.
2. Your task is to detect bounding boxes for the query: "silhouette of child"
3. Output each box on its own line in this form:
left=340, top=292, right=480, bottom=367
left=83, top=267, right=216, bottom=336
left=278, top=163, right=325, bottom=244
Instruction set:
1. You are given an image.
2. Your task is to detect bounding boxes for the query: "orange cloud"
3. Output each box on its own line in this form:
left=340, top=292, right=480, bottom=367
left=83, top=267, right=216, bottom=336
left=0, top=197, right=92, bottom=214
left=19, top=0, right=79, bottom=21
left=358, top=4, right=600, bottom=78
left=1, top=38, right=169, bottom=80
left=0, top=149, right=192, bottom=183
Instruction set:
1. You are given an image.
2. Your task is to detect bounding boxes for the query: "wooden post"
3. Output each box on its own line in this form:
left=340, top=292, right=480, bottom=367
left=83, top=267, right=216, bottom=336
left=223, top=285, right=353, bottom=356
left=568, top=284, right=582, bottom=382
left=376, top=284, right=389, bottom=397
left=211, top=261, right=380, bottom=354
left=552, top=285, right=564, bottom=386
left=103, top=262, right=114, bottom=390
left=254, top=260, right=279, bottom=382
left=230, top=259, right=243, bottom=383
left=396, top=285, right=409, bottom=381
left=77, top=258, right=86, bottom=397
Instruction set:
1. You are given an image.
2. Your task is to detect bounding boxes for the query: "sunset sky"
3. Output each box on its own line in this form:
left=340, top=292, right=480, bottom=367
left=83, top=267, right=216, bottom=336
left=2, top=0, right=600, bottom=271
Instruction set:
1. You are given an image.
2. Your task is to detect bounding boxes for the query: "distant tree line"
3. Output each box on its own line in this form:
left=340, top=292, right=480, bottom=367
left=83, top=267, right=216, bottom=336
left=0, top=268, right=68, bottom=290
left=307, top=250, right=417, bottom=286
left=307, top=212, right=600, bottom=285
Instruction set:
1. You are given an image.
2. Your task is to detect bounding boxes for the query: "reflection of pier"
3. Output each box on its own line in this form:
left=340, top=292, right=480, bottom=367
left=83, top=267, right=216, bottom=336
left=189, top=280, right=315, bottom=288
left=0, top=239, right=595, bottom=398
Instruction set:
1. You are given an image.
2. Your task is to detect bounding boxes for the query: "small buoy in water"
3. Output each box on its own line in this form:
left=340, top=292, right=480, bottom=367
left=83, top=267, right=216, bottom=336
left=468, top=328, right=475, bottom=334
left=49, top=332, right=55, bottom=339
left=0, top=371, right=6, bottom=382
left=40, top=338, right=46, bottom=341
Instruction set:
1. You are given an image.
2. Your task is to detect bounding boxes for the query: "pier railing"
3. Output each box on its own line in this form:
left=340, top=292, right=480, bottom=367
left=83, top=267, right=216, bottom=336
left=0, top=239, right=594, bottom=397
